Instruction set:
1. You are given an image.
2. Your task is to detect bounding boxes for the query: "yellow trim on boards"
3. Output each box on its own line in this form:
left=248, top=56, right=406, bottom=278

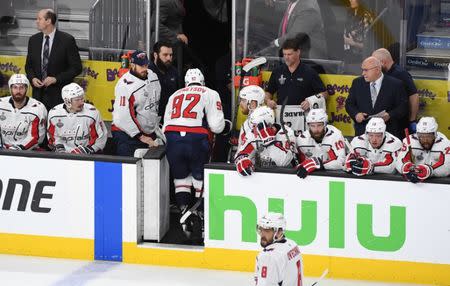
left=0, top=233, right=94, bottom=260
left=124, top=243, right=450, bottom=285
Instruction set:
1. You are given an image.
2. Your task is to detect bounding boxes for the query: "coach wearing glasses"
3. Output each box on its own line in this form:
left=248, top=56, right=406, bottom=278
left=25, top=9, right=82, bottom=111
left=345, top=56, right=407, bottom=139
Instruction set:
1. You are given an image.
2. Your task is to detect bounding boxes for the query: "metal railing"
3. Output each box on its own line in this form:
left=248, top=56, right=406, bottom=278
left=89, top=0, right=148, bottom=61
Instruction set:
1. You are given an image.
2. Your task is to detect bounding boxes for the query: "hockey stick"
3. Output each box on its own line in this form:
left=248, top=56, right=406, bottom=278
left=404, top=128, right=414, bottom=164
left=280, top=96, right=299, bottom=166
left=310, top=268, right=329, bottom=286
left=231, top=57, right=267, bottom=131
left=0, top=126, right=3, bottom=149
left=179, top=192, right=203, bottom=225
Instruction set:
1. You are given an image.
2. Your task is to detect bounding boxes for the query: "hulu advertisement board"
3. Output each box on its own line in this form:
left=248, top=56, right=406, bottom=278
left=205, top=170, right=450, bottom=265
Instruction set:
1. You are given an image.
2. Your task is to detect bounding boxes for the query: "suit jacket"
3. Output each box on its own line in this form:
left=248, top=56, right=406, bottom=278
left=152, top=0, right=185, bottom=45
left=25, top=29, right=82, bottom=110
left=278, top=0, right=327, bottom=59
left=345, top=74, right=408, bottom=139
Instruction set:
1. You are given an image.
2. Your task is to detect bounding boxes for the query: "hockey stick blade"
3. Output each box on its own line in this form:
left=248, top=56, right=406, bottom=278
left=310, top=268, right=329, bottom=286
left=243, top=57, right=267, bottom=73
left=180, top=198, right=203, bottom=224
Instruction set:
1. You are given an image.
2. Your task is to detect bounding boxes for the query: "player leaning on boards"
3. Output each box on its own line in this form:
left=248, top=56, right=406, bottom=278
left=47, top=83, right=107, bottom=154
left=255, top=212, right=303, bottom=286
left=0, top=74, right=47, bottom=150
left=345, top=117, right=402, bottom=176
left=163, top=68, right=230, bottom=242
left=396, top=117, right=450, bottom=182
left=234, top=85, right=295, bottom=176
left=295, top=108, right=346, bottom=178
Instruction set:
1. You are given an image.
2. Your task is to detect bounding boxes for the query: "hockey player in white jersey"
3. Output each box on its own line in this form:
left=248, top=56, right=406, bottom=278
left=47, top=83, right=107, bottom=154
left=345, top=117, right=402, bottom=176
left=234, top=106, right=295, bottom=176
left=0, top=74, right=47, bottom=150
left=227, top=85, right=266, bottom=162
left=163, top=68, right=228, bottom=242
left=396, top=117, right=450, bottom=182
left=296, top=108, right=346, bottom=178
left=255, top=212, right=303, bottom=286
left=112, top=50, right=163, bottom=156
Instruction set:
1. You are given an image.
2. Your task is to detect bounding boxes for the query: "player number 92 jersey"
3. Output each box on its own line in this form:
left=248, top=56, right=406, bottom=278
left=163, top=86, right=225, bottom=135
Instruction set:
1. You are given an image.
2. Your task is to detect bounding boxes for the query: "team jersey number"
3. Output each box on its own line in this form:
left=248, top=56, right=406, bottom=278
left=171, top=93, right=201, bottom=119
left=261, top=266, right=267, bottom=278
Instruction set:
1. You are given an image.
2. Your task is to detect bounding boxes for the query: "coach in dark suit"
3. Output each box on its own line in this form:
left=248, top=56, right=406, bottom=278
left=25, top=9, right=82, bottom=110
left=345, top=56, right=408, bottom=139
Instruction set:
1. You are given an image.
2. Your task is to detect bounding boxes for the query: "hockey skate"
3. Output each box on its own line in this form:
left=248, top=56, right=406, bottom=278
left=180, top=208, right=203, bottom=245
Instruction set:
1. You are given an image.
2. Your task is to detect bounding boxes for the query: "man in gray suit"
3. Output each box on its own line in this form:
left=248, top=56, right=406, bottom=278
left=272, top=0, right=327, bottom=59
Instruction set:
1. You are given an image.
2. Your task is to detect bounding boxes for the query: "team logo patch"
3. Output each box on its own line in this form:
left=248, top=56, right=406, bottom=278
left=0, top=113, right=6, bottom=121
left=56, top=119, right=64, bottom=128
left=123, top=78, right=134, bottom=85
left=297, top=77, right=304, bottom=82
left=416, top=153, right=424, bottom=161
left=278, top=75, right=286, bottom=85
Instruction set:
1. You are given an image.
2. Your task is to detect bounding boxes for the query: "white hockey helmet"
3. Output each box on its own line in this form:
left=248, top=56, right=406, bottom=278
left=416, top=117, right=438, bottom=134
left=257, top=212, right=286, bottom=236
left=8, top=74, right=30, bottom=89
left=365, top=117, right=386, bottom=134
left=239, top=85, right=265, bottom=107
left=61, top=83, right=85, bottom=108
left=306, top=108, right=328, bottom=125
left=249, top=106, right=275, bottom=126
left=184, top=68, right=205, bottom=86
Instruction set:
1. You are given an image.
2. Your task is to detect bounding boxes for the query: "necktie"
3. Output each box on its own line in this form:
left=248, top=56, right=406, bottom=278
left=370, top=82, right=377, bottom=107
left=281, top=2, right=293, bottom=36
left=42, top=35, right=50, bottom=79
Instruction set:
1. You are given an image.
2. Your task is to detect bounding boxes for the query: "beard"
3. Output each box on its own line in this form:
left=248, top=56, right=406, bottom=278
left=12, top=92, right=27, bottom=104
left=156, top=57, right=171, bottom=73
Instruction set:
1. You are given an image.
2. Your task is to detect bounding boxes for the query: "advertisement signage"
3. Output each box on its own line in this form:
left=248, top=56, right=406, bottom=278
left=205, top=169, right=450, bottom=265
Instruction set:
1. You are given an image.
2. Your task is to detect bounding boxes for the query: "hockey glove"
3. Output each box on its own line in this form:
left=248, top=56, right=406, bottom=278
left=71, top=145, right=95, bottom=154
left=296, top=157, right=323, bottom=179
left=255, top=121, right=276, bottom=147
left=414, top=164, right=433, bottom=181
left=344, top=153, right=358, bottom=173
left=350, top=157, right=373, bottom=176
left=400, top=162, right=420, bottom=183
left=8, top=144, right=25, bottom=150
left=235, top=155, right=254, bottom=176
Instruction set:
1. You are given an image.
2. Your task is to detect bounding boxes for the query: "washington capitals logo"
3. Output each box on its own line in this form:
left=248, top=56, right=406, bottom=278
left=56, top=119, right=64, bottom=128
left=0, top=113, right=6, bottom=121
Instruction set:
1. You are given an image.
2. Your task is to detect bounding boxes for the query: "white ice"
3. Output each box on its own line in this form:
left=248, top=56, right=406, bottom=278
left=0, top=254, right=428, bottom=286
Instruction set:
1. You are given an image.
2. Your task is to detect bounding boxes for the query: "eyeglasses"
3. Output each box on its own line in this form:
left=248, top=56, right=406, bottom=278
left=361, top=66, right=378, bottom=72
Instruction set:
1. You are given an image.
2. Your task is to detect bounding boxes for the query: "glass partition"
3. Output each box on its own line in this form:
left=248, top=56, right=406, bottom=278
left=235, top=0, right=415, bottom=76
left=405, top=0, right=450, bottom=80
